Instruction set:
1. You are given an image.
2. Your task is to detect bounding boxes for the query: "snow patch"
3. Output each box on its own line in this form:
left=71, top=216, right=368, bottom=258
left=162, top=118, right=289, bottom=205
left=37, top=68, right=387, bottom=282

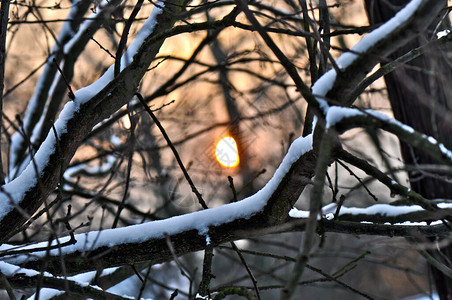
left=325, top=106, right=363, bottom=128
left=439, top=143, right=452, bottom=160
left=427, top=136, right=438, bottom=144
left=290, top=202, right=452, bottom=219
left=311, top=69, right=337, bottom=113
left=289, top=202, right=337, bottom=219
left=437, top=30, right=450, bottom=39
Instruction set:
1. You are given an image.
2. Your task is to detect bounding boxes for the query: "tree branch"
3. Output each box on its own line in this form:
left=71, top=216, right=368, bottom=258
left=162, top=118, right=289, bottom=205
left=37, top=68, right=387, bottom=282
left=0, top=0, right=181, bottom=241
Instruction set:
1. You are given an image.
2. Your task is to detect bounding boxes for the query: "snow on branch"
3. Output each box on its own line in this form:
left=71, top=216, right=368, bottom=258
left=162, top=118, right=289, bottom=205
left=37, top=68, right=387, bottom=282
left=325, top=106, right=452, bottom=167
left=8, top=0, right=121, bottom=176
left=0, top=1, right=174, bottom=239
left=72, top=4, right=164, bottom=105
left=312, top=0, right=444, bottom=112
left=0, top=260, right=130, bottom=299
left=290, top=202, right=452, bottom=225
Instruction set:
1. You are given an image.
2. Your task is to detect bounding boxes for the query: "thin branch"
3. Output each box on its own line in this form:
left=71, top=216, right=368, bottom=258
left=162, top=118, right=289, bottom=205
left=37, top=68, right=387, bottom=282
left=336, top=159, right=378, bottom=201
left=115, top=0, right=144, bottom=77
left=281, top=130, right=333, bottom=299
left=228, top=176, right=238, bottom=202
left=136, top=92, right=208, bottom=209
left=233, top=0, right=322, bottom=119
left=197, top=243, right=214, bottom=297
left=0, top=0, right=10, bottom=185
left=412, top=240, right=452, bottom=279
left=231, top=241, right=261, bottom=299
left=337, top=149, right=435, bottom=210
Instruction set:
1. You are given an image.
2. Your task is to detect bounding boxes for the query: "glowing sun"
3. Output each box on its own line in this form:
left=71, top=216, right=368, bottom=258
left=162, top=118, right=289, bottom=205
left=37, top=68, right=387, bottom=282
left=215, top=137, right=239, bottom=168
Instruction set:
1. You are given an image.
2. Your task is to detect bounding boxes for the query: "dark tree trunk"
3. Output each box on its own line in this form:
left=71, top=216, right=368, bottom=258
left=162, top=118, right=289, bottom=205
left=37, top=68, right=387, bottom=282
left=364, top=1, right=452, bottom=299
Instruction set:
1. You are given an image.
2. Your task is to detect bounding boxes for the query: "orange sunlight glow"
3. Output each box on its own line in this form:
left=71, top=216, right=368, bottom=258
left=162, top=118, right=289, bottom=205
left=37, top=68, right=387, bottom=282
left=215, top=136, right=240, bottom=168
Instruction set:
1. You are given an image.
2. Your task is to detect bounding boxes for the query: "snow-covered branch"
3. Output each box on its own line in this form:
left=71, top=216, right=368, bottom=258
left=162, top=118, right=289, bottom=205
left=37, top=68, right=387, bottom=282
left=326, top=106, right=452, bottom=168
left=312, top=0, right=444, bottom=111
left=9, top=0, right=122, bottom=176
left=290, top=202, right=452, bottom=225
left=0, top=0, right=178, bottom=240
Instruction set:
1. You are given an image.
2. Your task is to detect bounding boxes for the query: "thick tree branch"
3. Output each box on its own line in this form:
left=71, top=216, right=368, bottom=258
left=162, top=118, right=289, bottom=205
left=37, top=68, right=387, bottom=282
left=5, top=199, right=451, bottom=275
left=326, top=0, right=445, bottom=107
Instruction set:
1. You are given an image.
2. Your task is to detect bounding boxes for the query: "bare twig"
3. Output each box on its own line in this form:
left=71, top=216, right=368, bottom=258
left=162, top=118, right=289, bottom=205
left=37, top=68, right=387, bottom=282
left=115, top=0, right=144, bottom=77
left=233, top=0, right=322, bottom=119
left=0, top=0, right=10, bottom=185
left=197, top=243, right=214, bottom=297
left=136, top=92, right=208, bottom=209
left=164, top=232, right=193, bottom=297
left=52, top=58, right=75, bottom=100
left=230, top=241, right=261, bottom=299
left=336, top=159, right=378, bottom=201
left=228, top=176, right=238, bottom=202
left=282, top=131, right=333, bottom=300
